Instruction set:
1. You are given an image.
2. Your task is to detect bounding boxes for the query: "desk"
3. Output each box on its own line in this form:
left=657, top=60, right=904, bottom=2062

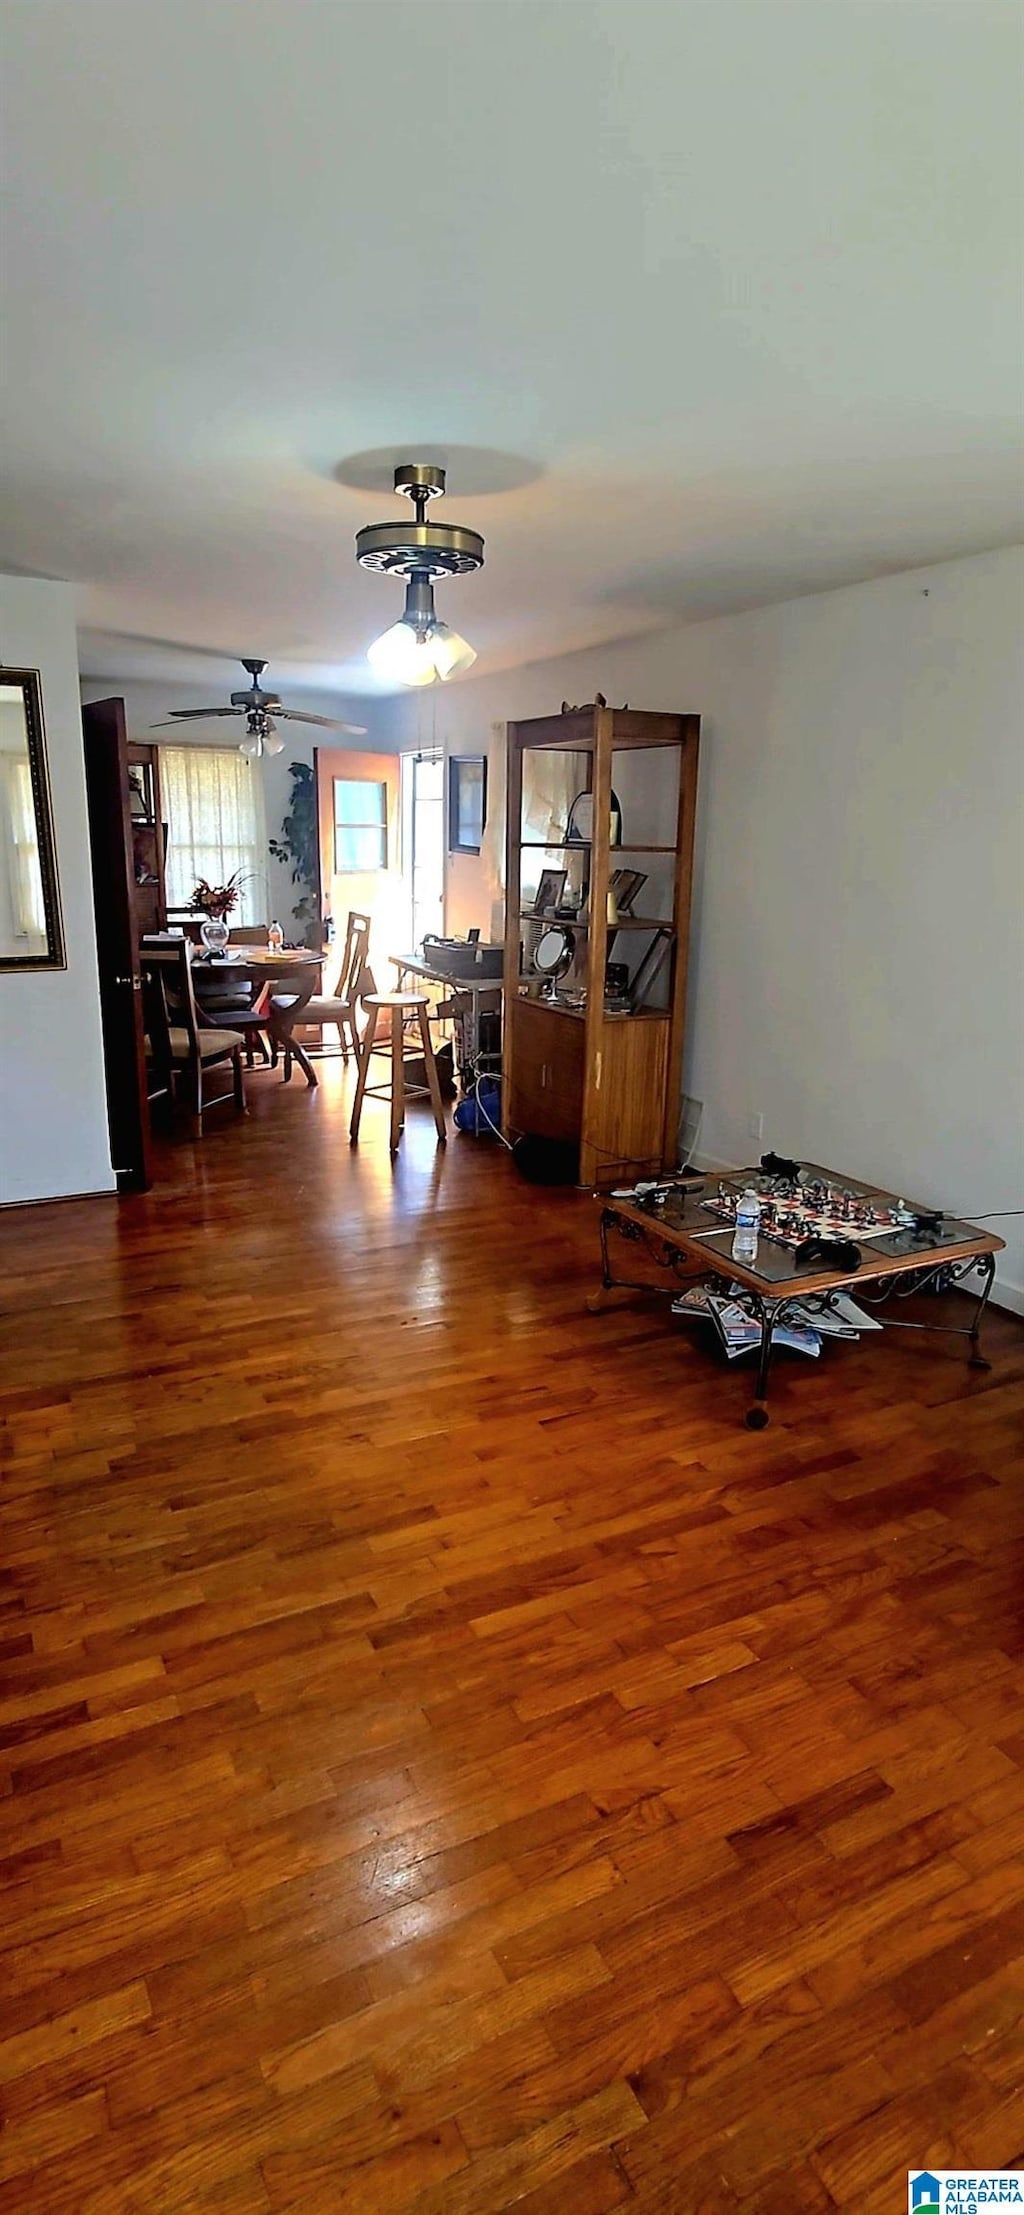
left=389, top=953, right=501, bottom=1089
left=592, top=1160, right=1003, bottom=1428
left=194, top=949, right=325, bottom=1087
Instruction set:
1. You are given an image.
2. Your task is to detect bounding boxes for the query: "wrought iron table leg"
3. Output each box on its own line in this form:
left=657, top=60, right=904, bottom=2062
left=968, top=1253, right=996, bottom=1369
left=746, top=1296, right=778, bottom=1429
left=586, top=1209, right=634, bottom=1311
left=586, top=1207, right=700, bottom=1314
left=600, top=1210, right=614, bottom=1290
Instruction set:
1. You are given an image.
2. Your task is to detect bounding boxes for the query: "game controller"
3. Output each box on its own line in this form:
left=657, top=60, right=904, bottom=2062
left=794, top=1236, right=862, bottom=1273
left=760, top=1151, right=802, bottom=1181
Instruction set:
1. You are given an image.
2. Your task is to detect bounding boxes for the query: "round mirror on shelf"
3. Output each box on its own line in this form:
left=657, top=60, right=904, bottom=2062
left=533, top=925, right=575, bottom=980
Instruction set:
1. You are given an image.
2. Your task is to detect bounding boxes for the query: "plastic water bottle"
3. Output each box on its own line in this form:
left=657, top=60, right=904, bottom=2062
left=268, top=919, right=284, bottom=953
left=732, top=1187, right=761, bottom=1262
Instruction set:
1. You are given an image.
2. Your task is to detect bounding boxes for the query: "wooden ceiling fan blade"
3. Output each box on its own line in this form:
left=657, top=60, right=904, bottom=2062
left=150, top=706, right=241, bottom=725
left=275, top=708, right=368, bottom=733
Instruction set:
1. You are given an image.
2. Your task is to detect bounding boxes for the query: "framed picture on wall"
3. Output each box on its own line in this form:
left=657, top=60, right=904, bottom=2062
left=447, top=756, right=487, bottom=854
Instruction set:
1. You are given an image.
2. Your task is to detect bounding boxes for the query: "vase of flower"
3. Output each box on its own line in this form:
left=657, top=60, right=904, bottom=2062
left=190, top=873, right=247, bottom=959
left=199, top=913, right=231, bottom=959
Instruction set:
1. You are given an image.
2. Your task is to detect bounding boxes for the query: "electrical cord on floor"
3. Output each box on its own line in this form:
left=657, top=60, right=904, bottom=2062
left=472, top=1069, right=514, bottom=1151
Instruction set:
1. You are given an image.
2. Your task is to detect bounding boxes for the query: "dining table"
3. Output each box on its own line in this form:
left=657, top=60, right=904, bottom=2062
left=193, top=946, right=326, bottom=1087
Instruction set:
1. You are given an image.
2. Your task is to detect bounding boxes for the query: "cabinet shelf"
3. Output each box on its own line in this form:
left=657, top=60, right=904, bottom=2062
left=518, top=913, right=674, bottom=933
left=518, top=841, right=678, bottom=854
left=515, top=991, right=586, bottom=1018
left=515, top=990, right=671, bottom=1024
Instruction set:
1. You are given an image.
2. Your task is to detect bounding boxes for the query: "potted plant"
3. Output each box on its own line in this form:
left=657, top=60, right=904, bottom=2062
left=268, top=762, right=320, bottom=949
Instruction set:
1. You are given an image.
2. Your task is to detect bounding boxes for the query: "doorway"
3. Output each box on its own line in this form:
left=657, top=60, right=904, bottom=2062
left=401, top=752, right=445, bottom=950
left=315, top=746, right=402, bottom=984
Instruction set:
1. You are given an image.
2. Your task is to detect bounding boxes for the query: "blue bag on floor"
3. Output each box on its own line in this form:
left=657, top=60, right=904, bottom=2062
left=454, top=1078, right=502, bottom=1137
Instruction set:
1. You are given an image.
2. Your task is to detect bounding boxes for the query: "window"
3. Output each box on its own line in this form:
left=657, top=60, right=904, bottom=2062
left=400, top=753, right=444, bottom=948
left=334, top=778, right=387, bottom=872
left=161, top=746, right=268, bottom=923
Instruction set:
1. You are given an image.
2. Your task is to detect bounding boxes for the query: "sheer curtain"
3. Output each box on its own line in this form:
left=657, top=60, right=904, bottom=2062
left=161, top=746, right=269, bottom=923
left=1, top=755, right=46, bottom=943
left=474, top=727, right=580, bottom=932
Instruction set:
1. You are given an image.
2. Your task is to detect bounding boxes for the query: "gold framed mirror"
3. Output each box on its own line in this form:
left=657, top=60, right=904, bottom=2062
left=0, top=666, right=65, bottom=971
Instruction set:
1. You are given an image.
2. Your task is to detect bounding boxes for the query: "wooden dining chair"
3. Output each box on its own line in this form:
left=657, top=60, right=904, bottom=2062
left=263, top=962, right=323, bottom=1087
left=191, top=960, right=272, bottom=1067
left=140, top=942, right=247, bottom=1137
left=299, top=910, right=372, bottom=1060
left=164, top=909, right=203, bottom=943
left=139, top=958, right=175, bottom=1126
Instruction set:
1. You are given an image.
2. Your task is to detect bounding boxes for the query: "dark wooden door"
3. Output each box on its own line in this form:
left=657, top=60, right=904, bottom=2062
left=315, top=745, right=402, bottom=975
left=82, top=698, right=153, bottom=1190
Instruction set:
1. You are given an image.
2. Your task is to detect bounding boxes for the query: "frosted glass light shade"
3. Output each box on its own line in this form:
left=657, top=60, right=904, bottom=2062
left=366, top=621, right=437, bottom=686
left=366, top=617, right=477, bottom=687
left=239, top=720, right=284, bottom=757
left=430, top=623, right=477, bottom=679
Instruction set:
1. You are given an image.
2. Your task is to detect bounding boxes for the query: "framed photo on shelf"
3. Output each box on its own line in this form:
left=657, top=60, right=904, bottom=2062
left=609, top=867, right=646, bottom=915
left=532, top=866, right=568, bottom=916
left=629, top=926, right=673, bottom=1012
left=447, top=756, right=487, bottom=854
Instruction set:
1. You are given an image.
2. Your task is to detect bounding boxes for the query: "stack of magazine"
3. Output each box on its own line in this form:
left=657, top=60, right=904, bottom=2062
left=670, top=1283, right=882, bottom=1361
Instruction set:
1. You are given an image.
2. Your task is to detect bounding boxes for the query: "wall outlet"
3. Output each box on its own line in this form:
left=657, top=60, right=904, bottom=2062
left=748, top=1112, right=764, bottom=1143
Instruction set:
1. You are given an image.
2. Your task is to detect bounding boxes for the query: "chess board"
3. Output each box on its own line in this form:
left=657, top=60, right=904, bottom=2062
left=701, top=1178, right=910, bottom=1249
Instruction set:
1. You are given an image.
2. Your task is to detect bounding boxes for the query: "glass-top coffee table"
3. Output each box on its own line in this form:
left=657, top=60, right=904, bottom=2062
left=590, top=1162, right=1003, bottom=1428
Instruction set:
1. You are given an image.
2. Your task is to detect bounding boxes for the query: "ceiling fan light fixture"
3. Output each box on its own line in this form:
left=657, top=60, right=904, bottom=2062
left=357, top=465, right=482, bottom=687
left=366, top=577, right=478, bottom=688
left=239, top=708, right=285, bottom=758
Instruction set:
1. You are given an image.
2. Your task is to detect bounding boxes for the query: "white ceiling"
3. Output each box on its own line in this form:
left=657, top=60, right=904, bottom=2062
left=2, top=0, right=1021, bottom=696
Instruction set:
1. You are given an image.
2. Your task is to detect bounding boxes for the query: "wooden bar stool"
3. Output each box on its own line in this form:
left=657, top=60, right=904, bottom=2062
left=349, top=993, right=447, bottom=1153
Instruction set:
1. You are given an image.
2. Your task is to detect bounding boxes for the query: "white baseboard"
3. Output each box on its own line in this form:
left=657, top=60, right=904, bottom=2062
left=686, top=1153, right=1023, bottom=1320
left=0, top=1183, right=117, bottom=1212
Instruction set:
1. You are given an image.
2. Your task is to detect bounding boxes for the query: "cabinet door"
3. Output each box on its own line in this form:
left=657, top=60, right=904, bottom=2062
left=82, top=699, right=153, bottom=1191
left=507, top=999, right=584, bottom=1142
left=583, top=1016, right=670, bottom=1187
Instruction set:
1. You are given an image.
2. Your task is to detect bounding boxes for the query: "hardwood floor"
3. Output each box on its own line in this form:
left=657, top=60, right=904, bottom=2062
left=1, top=1062, right=1022, bottom=2213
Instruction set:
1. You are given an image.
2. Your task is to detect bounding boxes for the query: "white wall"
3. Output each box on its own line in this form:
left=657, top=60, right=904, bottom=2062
left=78, top=678, right=402, bottom=931
left=0, top=576, right=114, bottom=1204
left=391, top=547, right=1024, bottom=1310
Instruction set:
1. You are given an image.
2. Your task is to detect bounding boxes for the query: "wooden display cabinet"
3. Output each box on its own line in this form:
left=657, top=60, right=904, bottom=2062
left=503, top=706, right=700, bottom=1187
left=126, top=742, right=168, bottom=937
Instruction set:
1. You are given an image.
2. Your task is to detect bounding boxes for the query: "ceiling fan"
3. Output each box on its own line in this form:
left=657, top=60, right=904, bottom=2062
left=152, top=659, right=367, bottom=757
